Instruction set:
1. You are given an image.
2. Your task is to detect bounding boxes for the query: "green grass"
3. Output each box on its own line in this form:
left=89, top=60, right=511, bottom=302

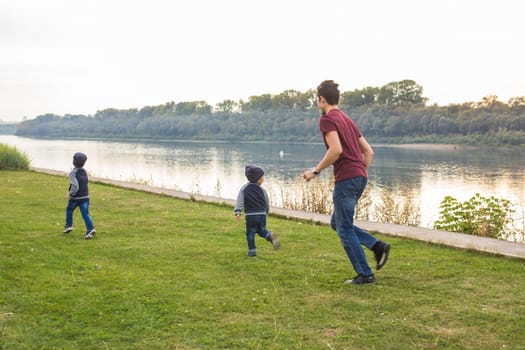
left=1, top=171, right=524, bottom=350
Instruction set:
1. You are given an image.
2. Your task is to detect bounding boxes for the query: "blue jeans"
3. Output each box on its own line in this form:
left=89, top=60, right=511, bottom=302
left=245, top=214, right=272, bottom=253
left=331, top=176, right=377, bottom=277
left=65, top=198, right=94, bottom=233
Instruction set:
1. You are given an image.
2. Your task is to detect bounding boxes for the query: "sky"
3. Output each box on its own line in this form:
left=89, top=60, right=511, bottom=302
left=1, top=0, right=524, bottom=122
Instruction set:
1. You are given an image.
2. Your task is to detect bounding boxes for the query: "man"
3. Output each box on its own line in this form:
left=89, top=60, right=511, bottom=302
left=303, top=80, right=390, bottom=285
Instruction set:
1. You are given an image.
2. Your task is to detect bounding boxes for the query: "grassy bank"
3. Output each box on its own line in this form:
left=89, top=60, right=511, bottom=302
left=1, top=171, right=524, bottom=349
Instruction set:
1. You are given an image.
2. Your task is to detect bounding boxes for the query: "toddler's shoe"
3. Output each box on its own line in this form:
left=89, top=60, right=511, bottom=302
left=270, top=233, right=281, bottom=250
left=63, top=227, right=73, bottom=234
left=84, top=228, right=96, bottom=240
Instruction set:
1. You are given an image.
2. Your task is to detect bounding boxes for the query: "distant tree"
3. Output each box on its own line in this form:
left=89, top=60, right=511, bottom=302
left=272, top=90, right=298, bottom=110
left=36, top=113, right=61, bottom=122
left=272, top=90, right=313, bottom=111
left=175, top=101, right=211, bottom=116
left=194, top=101, right=212, bottom=115
left=508, top=96, right=525, bottom=107
left=378, top=80, right=426, bottom=106
left=138, top=106, right=156, bottom=119
left=384, top=115, right=405, bottom=136
left=341, top=86, right=379, bottom=109
left=471, top=95, right=500, bottom=108
left=241, top=94, right=272, bottom=112
left=215, top=99, right=239, bottom=113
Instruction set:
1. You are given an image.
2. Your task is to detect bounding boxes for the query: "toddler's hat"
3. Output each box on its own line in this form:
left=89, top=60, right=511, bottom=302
left=245, top=165, right=265, bottom=183
left=73, top=152, right=87, bottom=168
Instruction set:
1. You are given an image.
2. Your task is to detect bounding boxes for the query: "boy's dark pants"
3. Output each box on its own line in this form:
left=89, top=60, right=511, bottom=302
left=245, top=214, right=272, bottom=252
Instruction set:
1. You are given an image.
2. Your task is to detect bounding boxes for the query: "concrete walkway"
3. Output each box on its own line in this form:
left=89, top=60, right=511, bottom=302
left=35, top=167, right=525, bottom=260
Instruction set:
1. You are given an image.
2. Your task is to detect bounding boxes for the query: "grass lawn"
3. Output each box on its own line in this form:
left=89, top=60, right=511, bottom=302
left=1, top=170, right=524, bottom=350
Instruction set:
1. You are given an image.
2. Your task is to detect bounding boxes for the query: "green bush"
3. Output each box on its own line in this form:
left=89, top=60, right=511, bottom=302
left=433, top=193, right=514, bottom=238
left=0, top=143, right=30, bottom=170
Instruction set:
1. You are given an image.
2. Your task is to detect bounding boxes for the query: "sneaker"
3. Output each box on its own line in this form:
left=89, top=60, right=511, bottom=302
left=84, top=228, right=96, bottom=240
left=270, top=233, right=281, bottom=250
left=63, top=227, right=73, bottom=234
left=373, top=241, right=390, bottom=270
left=247, top=250, right=257, bottom=257
left=344, top=275, right=376, bottom=285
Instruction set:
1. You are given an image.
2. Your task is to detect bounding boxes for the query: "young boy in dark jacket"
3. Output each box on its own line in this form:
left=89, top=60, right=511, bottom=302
left=234, top=165, right=280, bottom=257
left=63, top=152, right=96, bottom=239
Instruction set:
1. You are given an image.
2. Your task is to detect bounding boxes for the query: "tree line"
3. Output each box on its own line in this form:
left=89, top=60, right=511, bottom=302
left=0, top=123, right=16, bottom=135
left=15, top=80, right=525, bottom=146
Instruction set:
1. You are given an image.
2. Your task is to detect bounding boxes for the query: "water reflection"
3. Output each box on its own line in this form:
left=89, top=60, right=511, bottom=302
left=1, top=135, right=524, bottom=232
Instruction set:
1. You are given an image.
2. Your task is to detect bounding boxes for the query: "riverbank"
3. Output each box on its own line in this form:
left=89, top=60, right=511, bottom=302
left=33, top=167, right=525, bottom=259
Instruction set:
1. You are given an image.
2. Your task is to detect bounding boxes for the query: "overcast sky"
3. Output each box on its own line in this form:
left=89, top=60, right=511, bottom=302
left=1, top=0, right=524, bottom=121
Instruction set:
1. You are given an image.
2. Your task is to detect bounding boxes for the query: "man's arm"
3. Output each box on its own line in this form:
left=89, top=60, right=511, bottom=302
left=358, top=136, right=374, bottom=169
left=303, top=131, right=342, bottom=181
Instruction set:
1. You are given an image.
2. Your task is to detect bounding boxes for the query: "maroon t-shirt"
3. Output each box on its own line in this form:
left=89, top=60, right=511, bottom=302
left=319, top=108, right=368, bottom=182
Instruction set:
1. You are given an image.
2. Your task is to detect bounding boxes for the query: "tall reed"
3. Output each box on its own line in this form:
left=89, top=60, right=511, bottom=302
left=279, top=176, right=421, bottom=227
left=280, top=176, right=334, bottom=214
left=372, top=184, right=421, bottom=226
left=0, top=143, right=30, bottom=170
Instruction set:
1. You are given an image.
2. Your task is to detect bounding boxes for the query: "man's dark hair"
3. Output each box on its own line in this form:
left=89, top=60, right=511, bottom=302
left=317, top=80, right=340, bottom=105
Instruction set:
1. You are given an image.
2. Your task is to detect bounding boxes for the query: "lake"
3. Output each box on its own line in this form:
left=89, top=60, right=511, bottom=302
left=1, top=135, right=524, bottom=233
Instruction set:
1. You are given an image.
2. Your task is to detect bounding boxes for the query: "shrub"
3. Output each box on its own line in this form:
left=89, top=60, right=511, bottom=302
left=433, top=193, right=514, bottom=239
left=0, top=143, right=30, bottom=170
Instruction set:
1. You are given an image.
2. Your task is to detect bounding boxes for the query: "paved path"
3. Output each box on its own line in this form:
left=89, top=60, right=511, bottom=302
left=35, top=168, right=525, bottom=260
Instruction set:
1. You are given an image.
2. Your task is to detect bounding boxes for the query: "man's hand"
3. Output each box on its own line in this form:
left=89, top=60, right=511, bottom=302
left=303, top=169, right=317, bottom=182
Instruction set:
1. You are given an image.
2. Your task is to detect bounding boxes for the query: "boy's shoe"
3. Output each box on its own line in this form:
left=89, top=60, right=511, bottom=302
left=373, top=241, right=390, bottom=270
left=247, top=251, right=257, bottom=257
left=344, top=275, right=376, bottom=285
left=271, top=233, right=281, bottom=250
left=63, top=227, right=73, bottom=234
left=84, top=228, right=96, bottom=240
